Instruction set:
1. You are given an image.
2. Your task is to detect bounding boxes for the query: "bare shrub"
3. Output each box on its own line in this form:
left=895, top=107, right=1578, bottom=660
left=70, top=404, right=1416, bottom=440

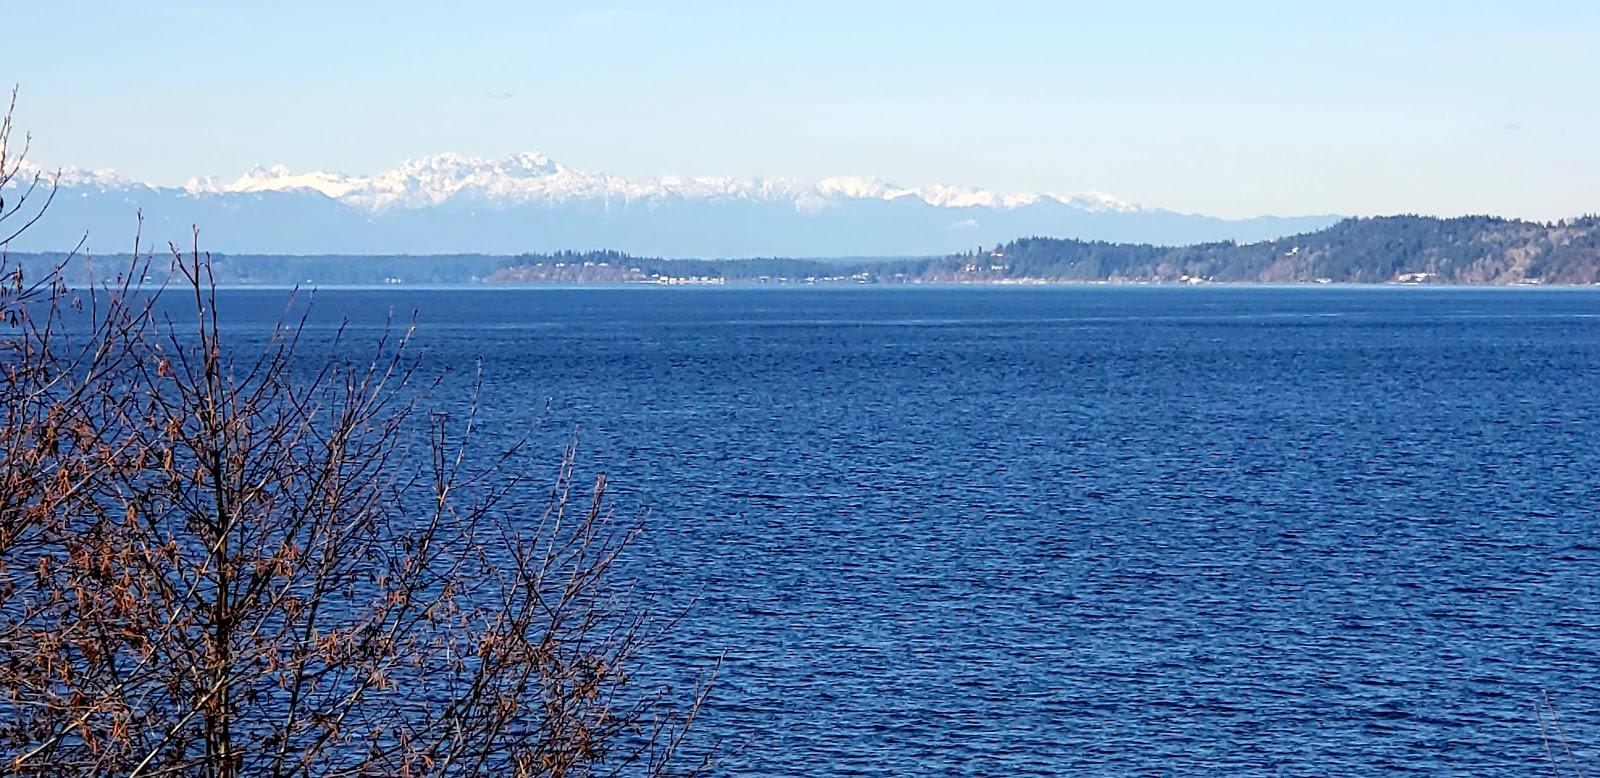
left=0, top=92, right=712, bottom=778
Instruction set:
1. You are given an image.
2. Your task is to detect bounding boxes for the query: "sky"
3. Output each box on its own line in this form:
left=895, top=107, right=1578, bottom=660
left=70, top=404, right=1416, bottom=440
left=9, top=0, right=1600, bottom=220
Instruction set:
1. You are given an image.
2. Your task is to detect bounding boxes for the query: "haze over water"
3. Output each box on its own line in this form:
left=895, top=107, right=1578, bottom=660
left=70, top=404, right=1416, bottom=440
left=203, top=285, right=1600, bottom=776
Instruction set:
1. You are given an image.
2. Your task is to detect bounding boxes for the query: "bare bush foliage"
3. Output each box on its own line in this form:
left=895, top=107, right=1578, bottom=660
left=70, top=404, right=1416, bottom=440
left=0, top=93, right=711, bottom=777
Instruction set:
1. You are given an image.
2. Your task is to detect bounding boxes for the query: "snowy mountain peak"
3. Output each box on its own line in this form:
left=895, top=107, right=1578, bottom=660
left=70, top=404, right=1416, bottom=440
left=919, top=184, right=1000, bottom=209
left=1055, top=191, right=1141, bottom=214
left=814, top=176, right=915, bottom=201
left=503, top=151, right=559, bottom=174
left=190, top=164, right=365, bottom=199
left=11, top=160, right=134, bottom=191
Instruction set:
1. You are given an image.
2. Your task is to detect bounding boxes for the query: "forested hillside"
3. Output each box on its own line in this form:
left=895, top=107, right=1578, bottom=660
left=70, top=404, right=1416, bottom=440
left=971, top=215, right=1600, bottom=284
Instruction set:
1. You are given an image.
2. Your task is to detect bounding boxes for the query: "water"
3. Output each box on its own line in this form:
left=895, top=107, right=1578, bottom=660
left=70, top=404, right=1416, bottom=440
left=210, top=286, right=1600, bottom=776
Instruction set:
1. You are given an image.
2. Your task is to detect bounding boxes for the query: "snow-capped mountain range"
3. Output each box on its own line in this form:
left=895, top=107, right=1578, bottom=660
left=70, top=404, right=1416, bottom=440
left=6, top=153, right=1337, bottom=256
left=178, top=152, right=1145, bottom=214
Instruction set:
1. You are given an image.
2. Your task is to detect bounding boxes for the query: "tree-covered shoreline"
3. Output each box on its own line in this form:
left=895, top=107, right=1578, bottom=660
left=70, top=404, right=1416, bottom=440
left=14, top=214, right=1600, bottom=286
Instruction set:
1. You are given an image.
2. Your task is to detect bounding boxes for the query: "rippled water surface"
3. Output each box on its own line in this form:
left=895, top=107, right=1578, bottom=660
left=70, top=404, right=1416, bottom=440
left=211, top=286, right=1600, bottom=776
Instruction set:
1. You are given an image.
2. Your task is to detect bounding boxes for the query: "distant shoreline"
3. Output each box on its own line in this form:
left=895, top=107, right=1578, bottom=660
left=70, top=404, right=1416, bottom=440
left=15, top=213, right=1600, bottom=287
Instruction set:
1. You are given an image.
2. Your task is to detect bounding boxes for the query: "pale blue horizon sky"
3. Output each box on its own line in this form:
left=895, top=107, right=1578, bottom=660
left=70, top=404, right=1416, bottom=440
left=10, top=1, right=1600, bottom=219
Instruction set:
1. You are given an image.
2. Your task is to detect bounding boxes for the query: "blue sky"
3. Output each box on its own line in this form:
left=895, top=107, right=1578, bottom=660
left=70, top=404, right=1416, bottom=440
left=10, top=1, right=1600, bottom=219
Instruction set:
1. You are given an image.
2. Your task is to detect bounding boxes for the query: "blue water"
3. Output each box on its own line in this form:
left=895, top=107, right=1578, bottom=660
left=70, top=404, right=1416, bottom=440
left=215, top=286, right=1600, bottom=776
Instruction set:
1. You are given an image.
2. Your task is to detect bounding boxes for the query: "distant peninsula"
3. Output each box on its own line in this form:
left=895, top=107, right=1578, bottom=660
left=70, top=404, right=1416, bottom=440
left=486, top=215, right=1600, bottom=286
left=15, top=215, right=1600, bottom=287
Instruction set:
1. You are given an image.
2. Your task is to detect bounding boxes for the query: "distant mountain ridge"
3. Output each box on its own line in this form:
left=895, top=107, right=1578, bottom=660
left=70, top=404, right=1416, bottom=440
left=3, top=154, right=1336, bottom=256
left=952, top=215, right=1600, bottom=285
left=13, top=215, right=1600, bottom=287
left=175, top=152, right=1148, bottom=213
left=483, top=215, right=1600, bottom=286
